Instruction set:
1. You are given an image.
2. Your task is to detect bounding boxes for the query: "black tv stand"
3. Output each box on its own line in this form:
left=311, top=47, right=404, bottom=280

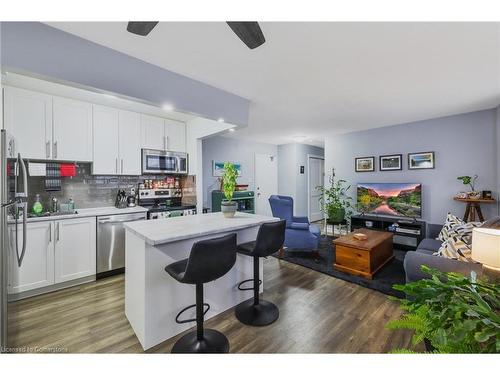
left=350, top=214, right=426, bottom=251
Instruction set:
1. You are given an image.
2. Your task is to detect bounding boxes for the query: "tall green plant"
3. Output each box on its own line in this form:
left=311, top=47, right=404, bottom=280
left=386, top=266, right=500, bottom=353
left=222, top=162, right=238, bottom=202
left=316, top=171, right=352, bottom=220
left=457, top=175, right=478, bottom=191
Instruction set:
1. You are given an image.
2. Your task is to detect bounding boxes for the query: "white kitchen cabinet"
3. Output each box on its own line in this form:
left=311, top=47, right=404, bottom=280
left=141, top=114, right=166, bottom=150
left=3, top=87, right=53, bottom=159
left=93, top=106, right=141, bottom=175
left=53, top=96, right=93, bottom=161
left=119, top=110, right=142, bottom=175
left=165, top=118, right=186, bottom=152
left=54, top=217, right=96, bottom=284
left=93, top=105, right=120, bottom=174
left=8, top=221, right=55, bottom=294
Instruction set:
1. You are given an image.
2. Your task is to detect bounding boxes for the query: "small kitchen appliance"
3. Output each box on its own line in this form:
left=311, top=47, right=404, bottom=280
left=141, top=149, right=188, bottom=175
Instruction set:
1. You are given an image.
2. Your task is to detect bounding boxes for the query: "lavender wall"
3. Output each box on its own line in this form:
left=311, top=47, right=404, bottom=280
left=325, top=109, right=498, bottom=225
left=202, top=136, right=278, bottom=209
left=0, top=22, right=250, bottom=126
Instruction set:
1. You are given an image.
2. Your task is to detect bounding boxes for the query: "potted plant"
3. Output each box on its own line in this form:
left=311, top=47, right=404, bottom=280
left=386, top=266, right=500, bottom=353
left=457, top=175, right=480, bottom=199
left=221, top=162, right=238, bottom=218
left=317, top=170, right=352, bottom=223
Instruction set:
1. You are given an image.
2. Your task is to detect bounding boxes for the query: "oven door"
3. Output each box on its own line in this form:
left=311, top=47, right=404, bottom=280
left=142, top=149, right=177, bottom=174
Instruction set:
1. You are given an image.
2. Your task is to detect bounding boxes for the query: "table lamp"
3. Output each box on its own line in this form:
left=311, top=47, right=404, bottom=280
left=471, top=227, right=500, bottom=271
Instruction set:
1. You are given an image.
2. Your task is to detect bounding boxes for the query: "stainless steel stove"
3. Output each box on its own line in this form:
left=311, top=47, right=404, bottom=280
left=138, top=187, right=196, bottom=219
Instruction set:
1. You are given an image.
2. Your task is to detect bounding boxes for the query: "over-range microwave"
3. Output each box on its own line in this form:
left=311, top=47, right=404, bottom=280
left=141, top=149, right=188, bottom=175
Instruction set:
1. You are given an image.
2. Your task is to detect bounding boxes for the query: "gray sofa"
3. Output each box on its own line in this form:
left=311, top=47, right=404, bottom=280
left=403, top=224, right=483, bottom=282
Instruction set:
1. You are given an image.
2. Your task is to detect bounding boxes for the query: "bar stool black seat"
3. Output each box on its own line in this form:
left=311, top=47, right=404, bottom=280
left=235, top=220, right=286, bottom=326
left=165, top=233, right=237, bottom=353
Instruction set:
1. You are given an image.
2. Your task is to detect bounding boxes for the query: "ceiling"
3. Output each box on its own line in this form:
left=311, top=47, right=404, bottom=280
left=47, top=22, right=500, bottom=146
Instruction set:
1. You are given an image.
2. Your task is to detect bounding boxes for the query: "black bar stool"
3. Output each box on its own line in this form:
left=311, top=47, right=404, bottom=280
left=235, top=220, right=286, bottom=326
left=165, top=233, right=237, bottom=353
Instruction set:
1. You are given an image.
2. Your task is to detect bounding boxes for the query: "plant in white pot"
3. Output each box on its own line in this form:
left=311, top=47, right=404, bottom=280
left=221, top=162, right=238, bottom=218
left=457, top=175, right=480, bottom=199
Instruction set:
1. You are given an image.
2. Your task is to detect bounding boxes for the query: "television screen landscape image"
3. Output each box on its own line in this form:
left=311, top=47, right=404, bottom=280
left=357, top=183, right=422, bottom=218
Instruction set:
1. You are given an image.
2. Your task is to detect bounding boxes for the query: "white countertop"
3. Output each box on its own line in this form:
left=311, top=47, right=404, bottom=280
left=9, top=206, right=148, bottom=223
left=124, top=212, right=279, bottom=246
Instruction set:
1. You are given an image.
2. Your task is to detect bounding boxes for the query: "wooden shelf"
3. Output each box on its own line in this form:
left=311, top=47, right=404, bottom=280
left=453, top=197, right=495, bottom=203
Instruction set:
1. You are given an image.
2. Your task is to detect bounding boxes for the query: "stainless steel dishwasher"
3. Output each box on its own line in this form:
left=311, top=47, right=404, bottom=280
left=97, top=212, right=146, bottom=277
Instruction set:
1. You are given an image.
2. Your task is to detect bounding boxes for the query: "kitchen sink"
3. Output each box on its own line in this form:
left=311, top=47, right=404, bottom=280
left=28, top=211, right=78, bottom=218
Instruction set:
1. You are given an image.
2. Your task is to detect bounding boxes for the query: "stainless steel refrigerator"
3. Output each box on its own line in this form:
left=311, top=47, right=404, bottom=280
left=0, top=129, right=28, bottom=350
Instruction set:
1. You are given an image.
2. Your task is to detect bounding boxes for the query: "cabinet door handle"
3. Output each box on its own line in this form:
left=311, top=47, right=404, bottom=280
left=56, top=222, right=60, bottom=241
left=46, top=141, right=50, bottom=159
left=48, top=222, right=52, bottom=243
left=116, top=158, right=119, bottom=174
left=121, top=159, right=124, bottom=174
left=163, top=136, right=167, bottom=150
left=53, top=141, right=58, bottom=159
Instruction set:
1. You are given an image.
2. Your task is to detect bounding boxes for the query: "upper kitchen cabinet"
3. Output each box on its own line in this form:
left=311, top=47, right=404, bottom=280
left=53, top=97, right=93, bottom=161
left=141, top=114, right=166, bottom=150
left=3, top=87, right=53, bottom=159
left=165, top=119, right=186, bottom=152
left=93, top=105, right=120, bottom=174
left=93, top=106, right=141, bottom=175
left=119, top=110, right=141, bottom=175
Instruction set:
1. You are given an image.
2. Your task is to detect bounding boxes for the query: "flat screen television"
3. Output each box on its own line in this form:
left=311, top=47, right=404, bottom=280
left=357, top=183, right=422, bottom=218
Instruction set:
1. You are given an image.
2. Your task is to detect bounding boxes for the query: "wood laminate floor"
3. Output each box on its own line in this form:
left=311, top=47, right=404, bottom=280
left=7, top=257, right=415, bottom=353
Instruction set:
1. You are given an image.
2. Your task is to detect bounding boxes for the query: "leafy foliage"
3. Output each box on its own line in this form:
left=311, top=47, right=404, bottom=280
left=386, top=266, right=500, bottom=353
left=222, top=162, right=238, bottom=202
left=457, top=175, right=478, bottom=191
left=316, top=171, right=352, bottom=221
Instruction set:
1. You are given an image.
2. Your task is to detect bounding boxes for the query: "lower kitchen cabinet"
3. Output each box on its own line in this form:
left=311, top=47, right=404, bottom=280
left=8, top=216, right=96, bottom=295
left=54, top=217, right=97, bottom=284
left=8, top=221, right=55, bottom=294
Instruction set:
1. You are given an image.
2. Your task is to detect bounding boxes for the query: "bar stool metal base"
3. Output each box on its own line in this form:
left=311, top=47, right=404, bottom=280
left=235, top=299, right=279, bottom=326
left=171, top=329, right=229, bottom=353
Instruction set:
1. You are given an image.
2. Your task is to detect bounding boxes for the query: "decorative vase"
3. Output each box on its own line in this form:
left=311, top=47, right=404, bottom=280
left=467, top=191, right=481, bottom=199
left=328, top=207, right=345, bottom=224
left=221, top=201, right=237, bottom=218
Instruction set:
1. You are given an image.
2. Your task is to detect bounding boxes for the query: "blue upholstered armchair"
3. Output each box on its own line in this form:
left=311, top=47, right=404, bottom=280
left=268, top=195, right=321, bottom=254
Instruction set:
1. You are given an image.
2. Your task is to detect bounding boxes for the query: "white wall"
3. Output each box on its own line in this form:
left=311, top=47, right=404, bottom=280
left=278, top=143, right=325, bottom=217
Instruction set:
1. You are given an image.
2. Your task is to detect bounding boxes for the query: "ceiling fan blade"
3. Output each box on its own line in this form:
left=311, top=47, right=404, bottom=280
left=226, top=22, right=265, bottom=49
left=127, top=22, right=159, bottom=36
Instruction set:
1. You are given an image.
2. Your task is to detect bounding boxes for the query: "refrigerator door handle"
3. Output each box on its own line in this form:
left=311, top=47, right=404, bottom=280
left=14, top=202, right=27, bottom=267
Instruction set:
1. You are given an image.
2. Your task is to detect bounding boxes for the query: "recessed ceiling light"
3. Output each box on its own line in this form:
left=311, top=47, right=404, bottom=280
left=162, top=103, right=174, bottom=111
left=217, top=118, right=225, bottom=123
left=228, top=128, right=235, bottom=132
left=292, top=135, right=308, bottom=142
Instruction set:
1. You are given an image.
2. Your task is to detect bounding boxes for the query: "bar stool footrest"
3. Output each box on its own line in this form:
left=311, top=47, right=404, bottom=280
left=237, top=278, right=262, bottom=291
left=175, top=303, right=210, bottom=324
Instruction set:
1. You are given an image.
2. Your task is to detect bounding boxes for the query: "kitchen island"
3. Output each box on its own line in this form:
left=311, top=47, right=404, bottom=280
left=124, top=212, right=279, bottom=350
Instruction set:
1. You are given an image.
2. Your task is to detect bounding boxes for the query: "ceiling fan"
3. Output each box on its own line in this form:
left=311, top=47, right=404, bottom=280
left=126, top=21, right=266, bottom=49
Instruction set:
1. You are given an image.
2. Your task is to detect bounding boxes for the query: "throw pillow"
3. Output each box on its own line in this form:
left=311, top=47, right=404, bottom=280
left=434, top=221, right=483, bottom=262
left=435, top=235, right=474, bottom=262
left=437, top=213, right=464, bottom=242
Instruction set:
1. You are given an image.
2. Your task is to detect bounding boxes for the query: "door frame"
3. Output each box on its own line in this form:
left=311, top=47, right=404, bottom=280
left=254, top=153, right=278, bottom=216
left=307, top=154, right=325, bottom=222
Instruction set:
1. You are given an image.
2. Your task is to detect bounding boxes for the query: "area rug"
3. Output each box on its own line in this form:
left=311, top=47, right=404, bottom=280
left=272, top=235, right=406, bottom=298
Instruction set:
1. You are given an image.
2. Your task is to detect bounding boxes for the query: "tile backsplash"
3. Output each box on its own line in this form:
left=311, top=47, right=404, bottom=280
left=27, top=163, right=196, bottom=211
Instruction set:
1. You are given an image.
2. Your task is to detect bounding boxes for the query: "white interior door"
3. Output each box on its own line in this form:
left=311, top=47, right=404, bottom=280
left=308, top=156, right=324, bottom=222
left=254, top=154, right=278, bottom=217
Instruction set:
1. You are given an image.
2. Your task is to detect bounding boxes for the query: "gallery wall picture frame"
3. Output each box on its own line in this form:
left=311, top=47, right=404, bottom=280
left=212, top=161, right=242, bottom=177
left=408, top=151, right=435, bottom=170
left=355, top=156, right=375, bottom=172
left=379, top=154, right=402, bottom=171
